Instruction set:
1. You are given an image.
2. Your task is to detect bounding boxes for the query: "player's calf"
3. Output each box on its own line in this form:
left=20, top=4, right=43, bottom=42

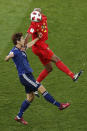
left=38, top=85, right=70, bottom=110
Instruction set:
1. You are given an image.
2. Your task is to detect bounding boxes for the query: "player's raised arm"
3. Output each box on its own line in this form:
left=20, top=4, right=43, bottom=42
left=27, top=32, right=43, bottom=48
left=5, top=52, right=14, bottom=61
left=27, top=37, right=39, bottom=48
left=24, top=33, right=32, bottom=46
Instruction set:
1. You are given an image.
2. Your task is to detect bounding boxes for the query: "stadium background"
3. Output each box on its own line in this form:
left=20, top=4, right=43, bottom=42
left=0, top=0, right=87, bottom=130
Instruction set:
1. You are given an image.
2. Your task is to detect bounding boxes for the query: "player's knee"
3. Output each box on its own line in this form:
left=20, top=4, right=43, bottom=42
left=46, top=65, right=53, bottom=72
left=27, top=96, right=34, bottom=102
left=52, top=55, right=59, bottom=63
left=38, top=85, right=46, bottom=94
left=55, top=56, right=59, bottom=63
left=48, top=67, right=53, bottom=72
left=26, top=93, right=34, bottom=102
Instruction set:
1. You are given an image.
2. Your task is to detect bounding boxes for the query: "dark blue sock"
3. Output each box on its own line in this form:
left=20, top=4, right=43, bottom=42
left=42, top=91, right=60, bottom=107
left=18, top=100, right=30, bottom=118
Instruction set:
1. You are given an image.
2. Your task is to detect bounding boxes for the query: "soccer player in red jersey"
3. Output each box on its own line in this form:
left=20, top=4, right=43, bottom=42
left=24, top=8, right=82, bottom=83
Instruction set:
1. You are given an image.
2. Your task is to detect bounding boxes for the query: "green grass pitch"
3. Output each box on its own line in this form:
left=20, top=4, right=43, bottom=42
left=0, top=0, right=87, bottom=130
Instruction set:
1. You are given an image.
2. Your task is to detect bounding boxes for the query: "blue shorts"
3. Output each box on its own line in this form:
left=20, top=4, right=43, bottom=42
left=19, top=73, right=41, bottom=93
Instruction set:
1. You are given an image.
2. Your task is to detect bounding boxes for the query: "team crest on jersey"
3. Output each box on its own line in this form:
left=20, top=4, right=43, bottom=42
left=41, top=23, right=47, bottom=32
left=30, top=28, right=34, bottom=33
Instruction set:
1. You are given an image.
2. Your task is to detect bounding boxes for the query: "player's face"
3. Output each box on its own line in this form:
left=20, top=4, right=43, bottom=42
left=20, top=36, right=25, bottom=47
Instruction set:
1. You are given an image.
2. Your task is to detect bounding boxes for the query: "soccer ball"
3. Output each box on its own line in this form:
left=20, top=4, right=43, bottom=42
left=30, top=11, right=42, bottom=22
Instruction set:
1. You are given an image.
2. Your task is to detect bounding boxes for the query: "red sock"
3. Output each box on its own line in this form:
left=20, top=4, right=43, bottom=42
left=56, top=60, right=74, bottom=79
left=36, top=69, right=49, bottom=82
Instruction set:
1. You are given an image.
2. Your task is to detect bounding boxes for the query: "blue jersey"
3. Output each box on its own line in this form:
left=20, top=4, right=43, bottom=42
left=9, top=47, right=33, bottom=76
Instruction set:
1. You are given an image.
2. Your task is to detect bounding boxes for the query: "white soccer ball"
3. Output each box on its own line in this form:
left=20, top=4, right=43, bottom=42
left=30, top=11, right=42, bottom=22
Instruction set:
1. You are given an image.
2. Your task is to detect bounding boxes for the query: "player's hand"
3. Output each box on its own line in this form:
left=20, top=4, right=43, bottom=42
left=5, top=56, right=9, bottom=61
left=5, top=52, right=14, bottom=61
left=38, top=32, right=43, bottom=39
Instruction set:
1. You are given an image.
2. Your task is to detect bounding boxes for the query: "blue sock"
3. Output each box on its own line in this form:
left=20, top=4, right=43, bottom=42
left=42, top=91, right=60, bottom=107
left=18, top=100, right=30, bottom=118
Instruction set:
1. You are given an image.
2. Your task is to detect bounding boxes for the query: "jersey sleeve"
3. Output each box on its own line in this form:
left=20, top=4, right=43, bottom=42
left=9, top=48, right=18, bottom=57
left=27, top=24, right=36, bottom=35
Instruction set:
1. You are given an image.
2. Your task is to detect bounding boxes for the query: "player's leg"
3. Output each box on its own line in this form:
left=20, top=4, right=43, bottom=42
left=38, top=85, right=70, bottom=110
left=36, top=49, right=74, bottom=82
left=51, top=54, right=74, bottom=79
left=15, top=92, right=34, bottom=125
left=15, top=74, right=36, bottom=125
left=36, top=47, right=54, bottom=82
left=35, top=47, right=74, bottom=82
left=17, top=92, right=34, bottom=118
left=51, top=54, right=83, bottom=81
left=32, top=45, right=53, bottom=83
left=36, top=62, right=53, bottom=82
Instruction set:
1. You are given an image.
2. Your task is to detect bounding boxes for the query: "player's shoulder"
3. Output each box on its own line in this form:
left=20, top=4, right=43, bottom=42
left=42, top=14, right=47, bottom=20
left=29, top=22, right=37, bottom=30
left=10, top=47, right=20, bottom=54
left=30, top=21, right=36, bottom=26
left=12, top=47, right=18, bottom=51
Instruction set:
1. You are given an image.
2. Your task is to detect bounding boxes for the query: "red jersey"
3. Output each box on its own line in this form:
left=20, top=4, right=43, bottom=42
left=27, top=14, right=48, bottom=46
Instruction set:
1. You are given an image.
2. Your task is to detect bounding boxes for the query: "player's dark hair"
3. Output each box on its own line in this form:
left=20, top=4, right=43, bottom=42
left=12, top=33, right=23, bottom=45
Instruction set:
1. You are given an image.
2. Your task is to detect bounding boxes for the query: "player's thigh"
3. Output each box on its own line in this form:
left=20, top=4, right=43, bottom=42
left=43, top=48, right=54, bottom=60
left=38, top=48, right=54, bottom=66
left=19, top=73, right=41, bottom=93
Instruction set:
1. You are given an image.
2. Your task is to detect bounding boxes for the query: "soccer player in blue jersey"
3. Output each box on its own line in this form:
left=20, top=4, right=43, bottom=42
left=5, top=33, right=70, bottom=125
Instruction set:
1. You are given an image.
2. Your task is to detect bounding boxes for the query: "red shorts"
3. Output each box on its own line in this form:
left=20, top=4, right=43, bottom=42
left=32, top=43, right=54, bottom=65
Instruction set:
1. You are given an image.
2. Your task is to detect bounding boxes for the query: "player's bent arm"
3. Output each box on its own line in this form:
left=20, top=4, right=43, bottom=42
left=5, top=52, right=14, bottom=61
left=27, top=33, right=43, bottom=48
left=24, top=33, right=32, bottom=46
left=27, top=37, right=39, bottom=48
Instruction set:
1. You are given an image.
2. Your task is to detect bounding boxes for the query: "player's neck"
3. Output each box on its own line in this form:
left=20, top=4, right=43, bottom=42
left=16, top=44, right=21, bottom=49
